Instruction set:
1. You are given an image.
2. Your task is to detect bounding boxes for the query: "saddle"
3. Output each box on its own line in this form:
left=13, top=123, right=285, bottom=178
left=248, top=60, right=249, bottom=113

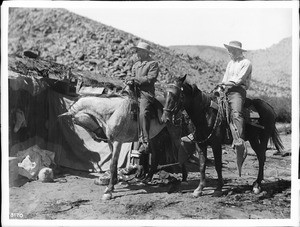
left=210, top=89, right=264, bottom=144
left=211, top=89, right=263, bottom=129
left=129, top=91, right=165, bottom=140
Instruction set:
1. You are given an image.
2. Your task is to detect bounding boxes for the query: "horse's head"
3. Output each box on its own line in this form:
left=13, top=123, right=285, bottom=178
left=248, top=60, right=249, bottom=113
left=161, top=75, right=187, bottom=124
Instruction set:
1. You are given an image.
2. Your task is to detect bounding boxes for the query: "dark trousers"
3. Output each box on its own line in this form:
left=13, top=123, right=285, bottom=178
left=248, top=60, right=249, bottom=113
left=227, top=86, right=246, bottom=140
left=139, top=93, right=152, bottom=142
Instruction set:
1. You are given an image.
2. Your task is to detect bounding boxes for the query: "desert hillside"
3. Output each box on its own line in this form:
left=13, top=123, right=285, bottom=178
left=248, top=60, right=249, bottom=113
left=169, top=45, right=229, bottom=69
left=8, top=8, right=291, bottom=98
left=170, top=37, right=292, bottom=93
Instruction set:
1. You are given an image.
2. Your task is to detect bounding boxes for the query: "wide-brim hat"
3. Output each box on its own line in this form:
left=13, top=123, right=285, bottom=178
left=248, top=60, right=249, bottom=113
left=130, top=41, right=154, bottom=55
left=224, top=41, right=247, bottom=52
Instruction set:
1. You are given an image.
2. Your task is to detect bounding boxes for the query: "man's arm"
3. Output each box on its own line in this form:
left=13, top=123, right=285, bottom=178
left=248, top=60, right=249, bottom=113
left=131, top=63, right=137, bottom=77
left=233, top=60, right=252, bottom=86
left=136, top=61, right=159, bottom=85
left=221, top=61, right=231, bottom=85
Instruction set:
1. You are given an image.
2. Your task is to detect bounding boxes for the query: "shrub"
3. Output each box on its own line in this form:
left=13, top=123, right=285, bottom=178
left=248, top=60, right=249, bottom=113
left=249, top=95, right=291, bottom=123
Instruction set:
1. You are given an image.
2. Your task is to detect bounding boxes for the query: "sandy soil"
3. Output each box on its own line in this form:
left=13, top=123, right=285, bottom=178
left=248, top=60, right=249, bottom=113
left=9, top=134, right=291, bottom=220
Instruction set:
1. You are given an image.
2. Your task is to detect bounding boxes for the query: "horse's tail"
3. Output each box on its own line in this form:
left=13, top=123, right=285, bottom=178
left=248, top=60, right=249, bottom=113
left=57, top=96, right=83, bottom=119
left=57, top=112, right=72, bottom=118
left=270, top=126, right=284, bottom=153
left=251, top=98, right=284, bottom=152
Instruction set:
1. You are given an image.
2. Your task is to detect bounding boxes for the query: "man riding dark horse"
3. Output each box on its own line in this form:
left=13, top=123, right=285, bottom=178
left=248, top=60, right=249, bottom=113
left=217, top=40, right=252, bottom=176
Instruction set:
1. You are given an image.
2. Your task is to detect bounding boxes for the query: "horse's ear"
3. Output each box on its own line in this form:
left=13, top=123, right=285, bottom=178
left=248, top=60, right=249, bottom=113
left=179, top=74, right=187, bottom=83
left=191, top=84, right=199, bottom=95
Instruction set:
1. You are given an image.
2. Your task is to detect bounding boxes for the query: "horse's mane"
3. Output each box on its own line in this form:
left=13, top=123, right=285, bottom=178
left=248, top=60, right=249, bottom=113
left=79, top=93, right=125, bottom=98
left=78, top=87, right=140, bottom=99
left=182, top=81, right=214, bottom=108
left=69, top=92, right=128, bottom=108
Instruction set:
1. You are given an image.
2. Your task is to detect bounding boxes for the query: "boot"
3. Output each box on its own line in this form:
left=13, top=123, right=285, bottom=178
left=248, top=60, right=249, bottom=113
left=230, top=123, right=247, bottom=177
left=141, top=138, right=150, bottom=154
left=141, top=115, right=151, bottom=154
left=234, top=138, right=247, bottom=177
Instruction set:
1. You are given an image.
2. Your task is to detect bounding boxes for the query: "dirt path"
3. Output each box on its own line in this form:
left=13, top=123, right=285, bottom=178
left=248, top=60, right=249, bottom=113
left=9, top=134, right=291, bottom=220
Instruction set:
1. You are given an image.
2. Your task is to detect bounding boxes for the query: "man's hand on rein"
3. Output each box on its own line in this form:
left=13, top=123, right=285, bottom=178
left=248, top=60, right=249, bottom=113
left=221, top=81, right=236, bottom=93
left=125, top=78, right=135, bottom=86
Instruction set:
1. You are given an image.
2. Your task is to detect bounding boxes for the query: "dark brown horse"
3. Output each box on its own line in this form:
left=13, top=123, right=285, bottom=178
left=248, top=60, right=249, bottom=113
left=161, top=75, right=284, bottom=197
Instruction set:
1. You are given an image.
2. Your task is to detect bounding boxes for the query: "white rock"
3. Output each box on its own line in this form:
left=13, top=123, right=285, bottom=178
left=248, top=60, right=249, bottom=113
left=38, top=167, right=54, bottom=182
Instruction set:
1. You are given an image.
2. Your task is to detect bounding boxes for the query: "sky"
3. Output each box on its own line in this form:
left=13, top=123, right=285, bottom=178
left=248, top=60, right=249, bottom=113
left=67, top=1, right=294, bottom=50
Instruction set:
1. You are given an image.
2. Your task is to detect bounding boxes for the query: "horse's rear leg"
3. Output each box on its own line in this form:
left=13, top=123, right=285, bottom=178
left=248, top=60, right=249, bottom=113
left=181, top=163, right=188, bottom=182
left=102, top=141, right=122, bottom=200
left=249, top=135, right=267, bottom=194
left=193, top=145, right=207, bottom=197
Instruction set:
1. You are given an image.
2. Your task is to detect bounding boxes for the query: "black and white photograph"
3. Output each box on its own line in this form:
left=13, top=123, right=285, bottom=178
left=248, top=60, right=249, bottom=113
left=1, top=1, right=299, bottom=227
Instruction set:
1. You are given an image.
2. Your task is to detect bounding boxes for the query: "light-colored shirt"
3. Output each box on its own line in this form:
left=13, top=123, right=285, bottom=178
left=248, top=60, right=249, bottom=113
left=222, top=56, right=252, bottom=90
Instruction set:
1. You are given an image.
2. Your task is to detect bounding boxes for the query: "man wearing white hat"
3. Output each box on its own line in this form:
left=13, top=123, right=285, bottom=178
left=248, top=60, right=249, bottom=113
left=129, top=41, right=159, bottom=152
left=219, top=41, right=252, bottom=177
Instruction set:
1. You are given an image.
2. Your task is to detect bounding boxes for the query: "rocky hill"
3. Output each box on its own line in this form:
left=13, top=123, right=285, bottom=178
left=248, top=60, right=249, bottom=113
left=246, top=37, right=292, bottom=89
left=8, top=8, right=290, bottom=98
left=170, top=37, right=292, bottom=95
left=169, top=45, right=229, bottom=69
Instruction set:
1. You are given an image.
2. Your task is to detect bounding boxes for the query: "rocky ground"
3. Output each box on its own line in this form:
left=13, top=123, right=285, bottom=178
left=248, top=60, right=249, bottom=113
left=9, top=134, right=291, bottom=221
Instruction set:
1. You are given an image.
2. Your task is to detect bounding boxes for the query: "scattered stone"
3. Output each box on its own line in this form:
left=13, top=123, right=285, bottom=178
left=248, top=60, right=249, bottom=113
left=78, top=54, right=85, bottom=61
left=23, top=50, right=39, bottom=59
left=38, top=167, right=54, bottom=182
left=89, top=59, right=101, bottom=65
left=233, top=194, right=241, bottom=201
left=112, top=38, right=122, bottom=44
left=281, top=152, right=291, bottom=157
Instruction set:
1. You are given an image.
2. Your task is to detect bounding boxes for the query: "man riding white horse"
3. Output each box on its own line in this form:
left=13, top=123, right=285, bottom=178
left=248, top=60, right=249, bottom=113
left=128, top=41, right=160, bottom=153
left=218, top=40, right=252, bottom=176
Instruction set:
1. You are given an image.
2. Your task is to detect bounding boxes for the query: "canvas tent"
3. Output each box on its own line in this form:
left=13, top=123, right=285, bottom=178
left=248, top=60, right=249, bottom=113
left=8, top=56, right=198, bottom=185
left=9, top=69, right=132, bottom=174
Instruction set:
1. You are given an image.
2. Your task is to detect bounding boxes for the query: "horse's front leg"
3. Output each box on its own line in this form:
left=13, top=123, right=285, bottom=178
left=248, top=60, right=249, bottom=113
left=211, top=142, right=224, bottom=196
left=193, top=144, right=207, bottom=197
left=102, top=141, right=122, bottom=200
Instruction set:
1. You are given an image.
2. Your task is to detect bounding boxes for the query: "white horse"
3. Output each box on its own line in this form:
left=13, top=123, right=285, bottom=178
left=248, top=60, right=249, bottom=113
left=59, top=83, right=166, bottom=200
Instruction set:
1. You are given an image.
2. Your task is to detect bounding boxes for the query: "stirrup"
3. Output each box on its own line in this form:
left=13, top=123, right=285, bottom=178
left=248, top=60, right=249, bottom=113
left=141, top=143, right=150, bottom=154
left=138, top=138, right=150, bottom=154
left=232, top=138, right=244, bottom=148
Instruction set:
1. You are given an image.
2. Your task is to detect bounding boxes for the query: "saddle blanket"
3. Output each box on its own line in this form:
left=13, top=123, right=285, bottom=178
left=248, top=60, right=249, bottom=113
left=210, top=100, right=263, bottom=129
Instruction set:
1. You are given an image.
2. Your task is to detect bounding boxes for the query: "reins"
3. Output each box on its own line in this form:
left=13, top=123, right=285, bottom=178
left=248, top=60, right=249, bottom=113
left=165, top=83, right=222, bottom=145
left=192, top=99, right=222, bottom=144
left=163, top=84, right=183, bottom=117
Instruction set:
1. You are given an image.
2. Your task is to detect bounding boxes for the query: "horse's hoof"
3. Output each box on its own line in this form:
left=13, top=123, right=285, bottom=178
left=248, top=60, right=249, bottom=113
left=142, top=178, right=151, bottom=185
left=212, top=190, right=223, bottom=197
left=181, top=181, right=188, bottom=186
left=102, top=193, right=112, bottom=200
left=94, top=178, right=109, bottom=186
left=193, top=190, right=203, bottom=197
left=253, top=186, right=261, bottom=194
left=104, top=186, right=114, bottom=194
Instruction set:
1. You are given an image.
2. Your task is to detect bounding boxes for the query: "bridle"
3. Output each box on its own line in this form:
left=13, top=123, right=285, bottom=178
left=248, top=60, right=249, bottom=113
left=164, top=82, right=223, bottom=144
left=163, top=83, right=184, bottom=113
left=163, top=83, right=184, bottom=126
